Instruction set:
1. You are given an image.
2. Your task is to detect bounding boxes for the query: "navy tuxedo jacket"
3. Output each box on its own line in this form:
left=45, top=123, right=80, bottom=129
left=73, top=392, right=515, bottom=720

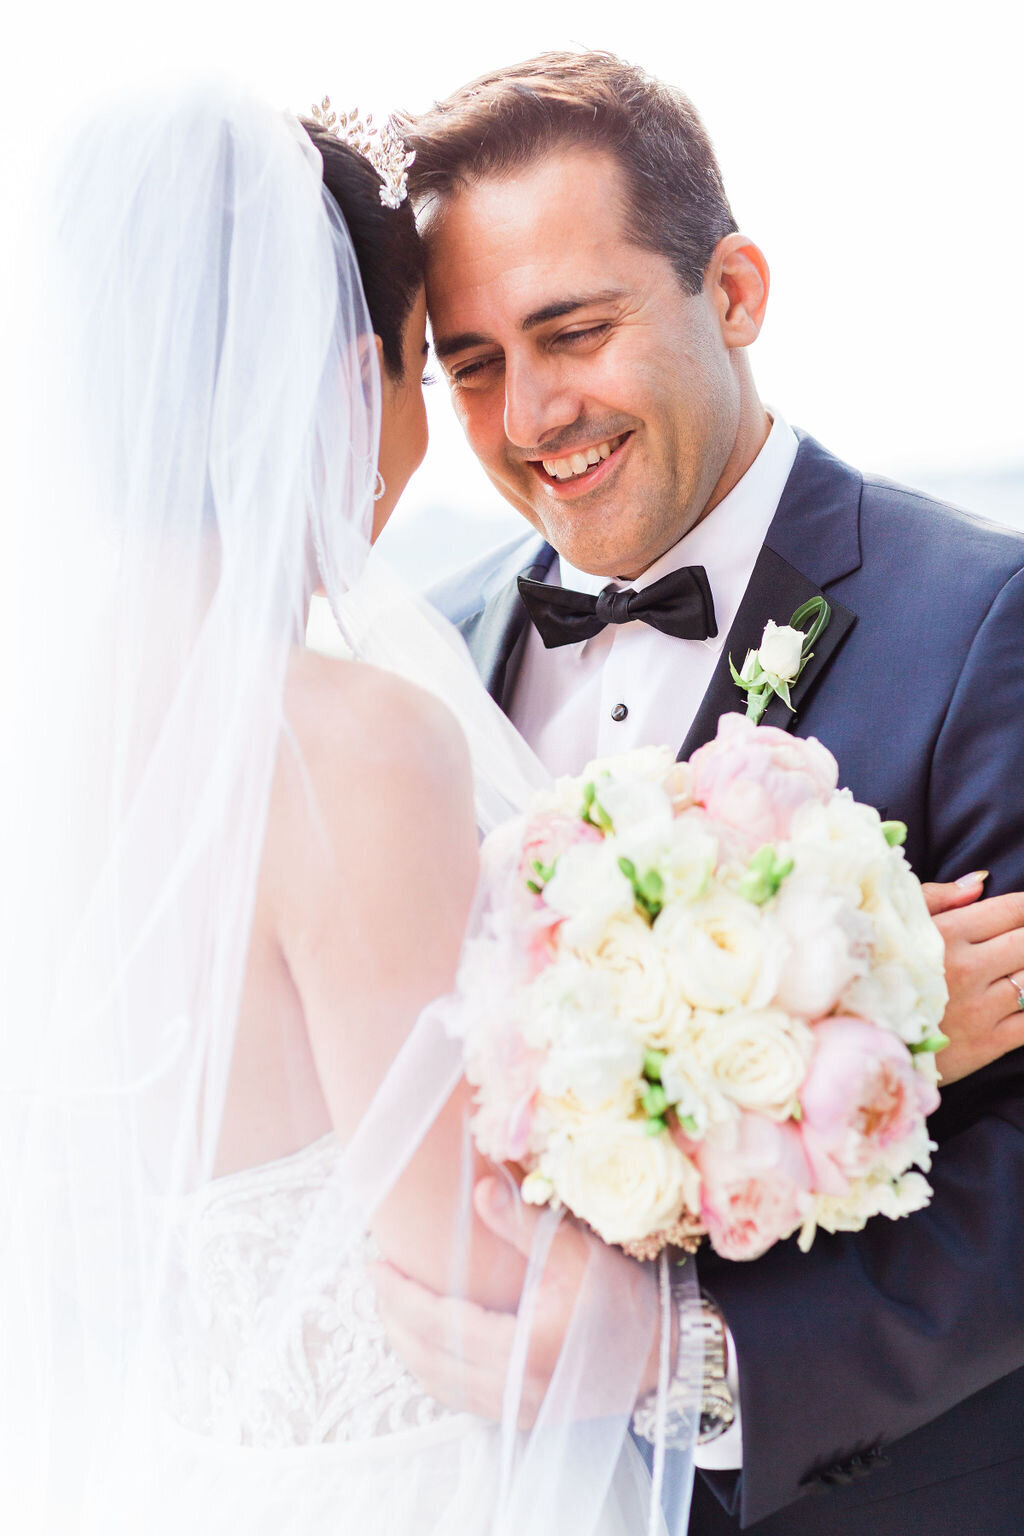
left=431, top=432, right=1024, bottom=1534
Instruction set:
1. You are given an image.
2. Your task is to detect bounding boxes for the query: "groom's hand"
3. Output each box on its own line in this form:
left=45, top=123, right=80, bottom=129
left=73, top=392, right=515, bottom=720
left=372, top=1176, right=661, bottom=1427
left=922, top=875, right=1024, bottom=1083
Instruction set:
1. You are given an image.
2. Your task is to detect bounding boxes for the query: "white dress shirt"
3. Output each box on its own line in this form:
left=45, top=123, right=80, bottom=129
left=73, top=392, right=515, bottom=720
left=510, top=415, right=799, bottom=777
left=510, top=415, right=800, bottom=1472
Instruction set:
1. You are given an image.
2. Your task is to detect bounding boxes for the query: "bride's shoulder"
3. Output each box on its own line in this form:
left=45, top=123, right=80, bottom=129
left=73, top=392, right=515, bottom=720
left=266, top=649, right=476, bottom=932
left=282, top=647, right=471, bottom=805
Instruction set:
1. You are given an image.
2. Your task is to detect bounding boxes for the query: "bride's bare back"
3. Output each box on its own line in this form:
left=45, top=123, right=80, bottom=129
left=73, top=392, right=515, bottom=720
left=216, top=647, right=522, bottom=1307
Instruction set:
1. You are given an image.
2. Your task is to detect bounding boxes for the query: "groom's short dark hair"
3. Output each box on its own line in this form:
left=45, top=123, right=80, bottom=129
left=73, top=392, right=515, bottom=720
left=399, top=51, right=737, bottom=295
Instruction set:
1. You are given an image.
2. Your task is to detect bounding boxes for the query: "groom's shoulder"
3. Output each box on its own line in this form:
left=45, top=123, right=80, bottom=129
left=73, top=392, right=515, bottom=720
left=427, top=531, right=549, bottom=625
left=859, top=470, right=1024, bottom=608
left=859, top=467, right=1024, bottom=577
left=794, top=429, right=1024, bottom=586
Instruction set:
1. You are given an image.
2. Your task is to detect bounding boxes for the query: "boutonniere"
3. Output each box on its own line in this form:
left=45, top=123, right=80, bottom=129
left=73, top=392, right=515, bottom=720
left=730, top=596, right=832, bottom=724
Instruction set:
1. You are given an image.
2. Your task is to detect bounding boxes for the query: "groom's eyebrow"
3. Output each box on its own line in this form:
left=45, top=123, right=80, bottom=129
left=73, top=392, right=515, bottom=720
left=433, top=289, right=628, bottom=360
left=520, top=290, right=627, bottom=331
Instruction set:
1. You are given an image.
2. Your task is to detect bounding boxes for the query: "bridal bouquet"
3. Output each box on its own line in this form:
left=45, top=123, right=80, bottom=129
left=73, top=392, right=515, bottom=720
left=452, top=715, right=948, bottom=1261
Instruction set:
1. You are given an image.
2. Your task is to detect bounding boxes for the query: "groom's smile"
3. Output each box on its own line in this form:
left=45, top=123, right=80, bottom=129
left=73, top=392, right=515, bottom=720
left=423, top=145, right=769, bottom=581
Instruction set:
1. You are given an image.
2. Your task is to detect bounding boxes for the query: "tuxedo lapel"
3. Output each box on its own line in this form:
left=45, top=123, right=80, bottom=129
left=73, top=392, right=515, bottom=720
left=679, top=433, right=863, bottom=760
left=458, top=543, right=555, bottom=709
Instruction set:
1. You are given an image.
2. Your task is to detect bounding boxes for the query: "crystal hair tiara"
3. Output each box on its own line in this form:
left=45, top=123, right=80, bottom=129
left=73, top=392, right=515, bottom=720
left=311, top=96, right=415, bottom=210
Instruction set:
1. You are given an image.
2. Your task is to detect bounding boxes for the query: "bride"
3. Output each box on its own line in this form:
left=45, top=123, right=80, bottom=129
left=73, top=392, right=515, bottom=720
left=0, top=86, right=672, bottom=1535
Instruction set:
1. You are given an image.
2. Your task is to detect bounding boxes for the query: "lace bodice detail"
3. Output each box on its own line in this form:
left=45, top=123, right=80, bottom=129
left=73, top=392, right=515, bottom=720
left=163, top=1136, right=451, bottom=1448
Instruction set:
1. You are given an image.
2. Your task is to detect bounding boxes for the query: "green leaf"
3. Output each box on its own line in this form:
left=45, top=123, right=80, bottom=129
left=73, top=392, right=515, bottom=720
left=641, top=1084, right=668, bottom=1118
left=881, top=820, right=908, bottom=848
left=910, top=1033, right=949, bottom=1055
left=678, top=1113, right=698, bottom=1134
left=645, top=1116, right=668, bottom=1137
left=643, top=1049, right=666, bottom=1082
left=789, top=594, right=832, bottom=650
left=525, top=879, right=542, bottom=896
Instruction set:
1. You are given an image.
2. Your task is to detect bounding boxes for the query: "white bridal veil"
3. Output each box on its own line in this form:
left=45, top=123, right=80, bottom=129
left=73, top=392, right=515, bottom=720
left=0, top=85, right=696, bottom=1536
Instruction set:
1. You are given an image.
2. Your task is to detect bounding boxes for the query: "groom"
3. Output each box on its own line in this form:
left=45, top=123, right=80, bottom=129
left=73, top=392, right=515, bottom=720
left=382, top=52, right=1024, bottom=1532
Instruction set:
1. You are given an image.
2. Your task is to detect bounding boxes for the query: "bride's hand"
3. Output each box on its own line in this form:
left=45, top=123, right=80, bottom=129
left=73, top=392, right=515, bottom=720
left=922, top=875, right=1024, bottom=1085
left=373, top=1175, right=661, bottom=1428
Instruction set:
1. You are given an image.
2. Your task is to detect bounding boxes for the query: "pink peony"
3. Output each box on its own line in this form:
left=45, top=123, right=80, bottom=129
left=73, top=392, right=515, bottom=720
left=799, top=1016, right=940, bottom=1185
left=689, top=714, right=838, bottom=847
left=693, top=1113, right=812, bottom=1261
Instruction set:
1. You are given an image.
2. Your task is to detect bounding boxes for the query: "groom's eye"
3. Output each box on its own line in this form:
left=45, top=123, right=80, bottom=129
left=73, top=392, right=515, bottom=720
left=449, top=355, right=502, bottom=386
left=557, top=323, right=611, bottom=347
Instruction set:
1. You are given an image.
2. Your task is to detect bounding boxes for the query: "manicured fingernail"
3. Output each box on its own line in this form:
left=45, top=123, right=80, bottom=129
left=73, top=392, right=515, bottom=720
left=956, top=870, right=989, bottom=889
left=489, top=1177, right=510, bottom=1211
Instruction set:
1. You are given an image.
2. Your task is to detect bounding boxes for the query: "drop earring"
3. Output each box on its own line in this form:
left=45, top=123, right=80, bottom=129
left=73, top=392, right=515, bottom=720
left=373, top=471, right=386, bottom=502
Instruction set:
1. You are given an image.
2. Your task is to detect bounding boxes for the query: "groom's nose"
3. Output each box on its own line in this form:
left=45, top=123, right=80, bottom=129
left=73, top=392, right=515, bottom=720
left=502, top=355, right=583, bottom=451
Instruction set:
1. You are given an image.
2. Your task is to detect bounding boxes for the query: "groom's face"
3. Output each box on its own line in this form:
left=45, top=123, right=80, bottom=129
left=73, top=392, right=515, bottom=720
left=424, top=147, right=742, bottom=579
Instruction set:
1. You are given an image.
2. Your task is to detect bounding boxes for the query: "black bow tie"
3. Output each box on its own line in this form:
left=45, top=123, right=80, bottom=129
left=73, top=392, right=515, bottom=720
left=517, top=565, right=717, bottom=650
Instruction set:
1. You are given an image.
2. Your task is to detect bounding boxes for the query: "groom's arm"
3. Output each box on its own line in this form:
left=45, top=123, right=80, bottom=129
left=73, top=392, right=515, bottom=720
left=702, top=562, right=1024, bottom=1525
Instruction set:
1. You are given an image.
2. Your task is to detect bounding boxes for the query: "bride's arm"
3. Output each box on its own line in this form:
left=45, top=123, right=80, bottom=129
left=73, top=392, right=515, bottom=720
left=269, top=650, right=525, bottom=1311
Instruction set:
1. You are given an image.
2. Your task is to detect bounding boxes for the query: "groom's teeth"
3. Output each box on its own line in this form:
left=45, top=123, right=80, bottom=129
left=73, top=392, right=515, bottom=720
left=540, top=437, right=621, bottom=482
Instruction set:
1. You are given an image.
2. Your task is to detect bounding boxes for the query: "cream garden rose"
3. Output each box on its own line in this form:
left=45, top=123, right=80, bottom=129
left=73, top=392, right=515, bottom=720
left=541, top=1115, right=700, bottom=1246
left=697, top=1008, right=813, bottom=1119
left=578, top=914, right=692, bottom=1049
left=656, top=891, right=783, bottom=1011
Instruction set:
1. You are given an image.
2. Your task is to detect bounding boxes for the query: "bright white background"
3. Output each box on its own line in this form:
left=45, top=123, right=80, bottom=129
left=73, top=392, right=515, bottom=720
left=2, top=0, right=1021, bottom=585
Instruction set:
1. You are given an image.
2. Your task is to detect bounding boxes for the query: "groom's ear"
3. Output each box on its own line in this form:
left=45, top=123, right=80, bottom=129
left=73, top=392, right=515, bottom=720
left=708, top=233, right=770, bottom=350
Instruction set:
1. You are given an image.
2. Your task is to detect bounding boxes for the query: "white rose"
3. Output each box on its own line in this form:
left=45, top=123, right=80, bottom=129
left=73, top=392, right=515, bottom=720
left=659, top=1042, right=729, bottom=1139
left=583, top=745, right=677, bottom=785
left=771, top=875, right=870, bottom=1018
left=757, top=621, right=805, bottom=681
left=787, top=795, right=947, bottom=1038
left=657, top=816, right=718, bottom=905
left=787, top=792, right=888, bottom=893
left=527, top=961, right=644, bottom=1111
left=543, top=842, right=635, bottom=947
left=656, top=891, right=783, bottom=1011
left=800, top=1168, right=933, bottom=1250
left=530, top=775, right=590, bottom=820
left=696, top=1007, right=813, bottom=1119
left=544, top=1116, right=700, bottom=1246
left=597, top=776, right=673, bottom=839
left=581, top=914, right=692, bottom=1048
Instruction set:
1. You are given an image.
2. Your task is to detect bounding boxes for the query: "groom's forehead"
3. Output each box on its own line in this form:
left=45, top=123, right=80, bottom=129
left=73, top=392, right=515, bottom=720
left=422, top=148, right=635, bottom=327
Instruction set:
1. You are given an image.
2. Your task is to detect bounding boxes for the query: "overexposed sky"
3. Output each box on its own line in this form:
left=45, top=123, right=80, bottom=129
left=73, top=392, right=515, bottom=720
left=2, top=0, right=1021, bottom=564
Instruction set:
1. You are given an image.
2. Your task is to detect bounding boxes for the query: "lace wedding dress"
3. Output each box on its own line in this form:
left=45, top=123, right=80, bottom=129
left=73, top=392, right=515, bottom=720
left=157, top=1133, right=657, bottom=1535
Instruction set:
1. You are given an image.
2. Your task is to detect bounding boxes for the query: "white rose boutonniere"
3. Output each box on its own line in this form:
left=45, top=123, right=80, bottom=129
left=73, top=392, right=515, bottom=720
left=730, top=597, right=831, bottom=724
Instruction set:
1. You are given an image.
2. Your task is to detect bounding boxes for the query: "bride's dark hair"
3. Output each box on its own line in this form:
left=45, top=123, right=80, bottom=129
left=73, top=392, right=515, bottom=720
left=303, top=121, right=424, bottom=380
